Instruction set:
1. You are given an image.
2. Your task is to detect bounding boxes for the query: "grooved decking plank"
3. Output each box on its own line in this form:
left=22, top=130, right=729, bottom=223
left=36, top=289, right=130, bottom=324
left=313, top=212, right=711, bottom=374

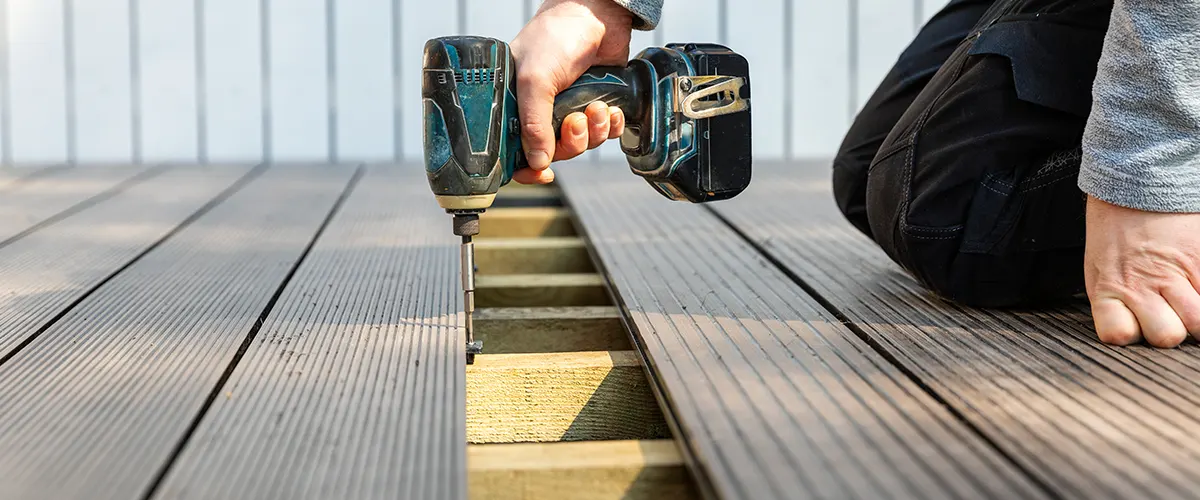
left=0, top=164, right=70, bottom=192
left=0, top=164, right=358, bottom=500
left=155, top=164, right=465, bottom=500
left=0, top=164, right=160, bottom=245
left=556, top=163, right=1045, bottom=500
left=711, top=160, right=1200, bottom=499
left=0, top=164, right=256, bottom=360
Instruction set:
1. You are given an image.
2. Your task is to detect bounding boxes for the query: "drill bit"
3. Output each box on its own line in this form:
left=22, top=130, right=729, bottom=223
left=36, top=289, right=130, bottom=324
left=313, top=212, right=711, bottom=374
left=461, top=234, right=475, bottom=343
left=453, top=213, right=483, bottom=364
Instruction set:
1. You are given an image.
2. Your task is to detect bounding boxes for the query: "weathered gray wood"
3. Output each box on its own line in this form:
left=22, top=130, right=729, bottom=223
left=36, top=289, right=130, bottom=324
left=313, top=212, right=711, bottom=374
left=556, top=162, right=1046, bottom=500
left=0, top=164, right=70, bottom=192
left=712, top=160, right=1200, bottom=498
left=0, top=164, right=255, bottom=360
left=0, top=164, right=357, bottom=500
left=0, top=164, right=158, bottom=246
left=155, top=164, right=466, bottom=500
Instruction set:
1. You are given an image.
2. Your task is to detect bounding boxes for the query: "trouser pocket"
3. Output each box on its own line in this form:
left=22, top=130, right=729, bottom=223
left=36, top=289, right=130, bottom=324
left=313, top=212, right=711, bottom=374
left=863, top=17, right=1108, bottom=306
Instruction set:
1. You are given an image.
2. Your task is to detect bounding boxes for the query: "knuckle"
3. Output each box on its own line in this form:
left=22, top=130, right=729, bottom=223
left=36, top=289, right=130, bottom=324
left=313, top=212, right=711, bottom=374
left=523, top=121, right=547, bottom=137
left=1148, top=332, right=1186, bottom=348
left=1097, top=328, right=1139, bottom=346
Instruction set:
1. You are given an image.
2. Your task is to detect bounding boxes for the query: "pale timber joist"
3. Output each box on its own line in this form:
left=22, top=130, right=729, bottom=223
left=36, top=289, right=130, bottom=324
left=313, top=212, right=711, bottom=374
left=556, top=163, right=1044, bottom=500
left=711, top=160, right=1200, bottom=499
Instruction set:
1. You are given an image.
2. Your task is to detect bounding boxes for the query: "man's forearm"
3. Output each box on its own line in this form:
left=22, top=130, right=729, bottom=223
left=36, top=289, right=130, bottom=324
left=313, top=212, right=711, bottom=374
left=611, top=0, right=663, bottom=30
left=1079, top=0, right=1200, bottom=212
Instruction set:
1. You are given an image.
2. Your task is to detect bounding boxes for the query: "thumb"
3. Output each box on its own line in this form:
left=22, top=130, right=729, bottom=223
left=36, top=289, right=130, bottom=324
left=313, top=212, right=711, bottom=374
left=515, top=62, right=560, bottom=172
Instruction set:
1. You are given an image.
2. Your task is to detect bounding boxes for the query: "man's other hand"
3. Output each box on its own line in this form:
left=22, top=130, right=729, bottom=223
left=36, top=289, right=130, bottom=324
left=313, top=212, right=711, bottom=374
left=1086, top=196, right=1200, bottom=348
left=509, top=0, right=632, bottom=184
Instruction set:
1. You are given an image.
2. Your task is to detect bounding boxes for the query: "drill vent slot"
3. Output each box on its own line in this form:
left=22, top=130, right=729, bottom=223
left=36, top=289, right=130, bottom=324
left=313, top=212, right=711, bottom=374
left=455, top=68, right=497, bottom=85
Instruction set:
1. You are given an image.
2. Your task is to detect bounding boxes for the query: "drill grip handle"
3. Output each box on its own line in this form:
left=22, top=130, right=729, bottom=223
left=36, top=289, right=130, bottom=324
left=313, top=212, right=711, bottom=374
left=549, top=66, right=640, bottom=140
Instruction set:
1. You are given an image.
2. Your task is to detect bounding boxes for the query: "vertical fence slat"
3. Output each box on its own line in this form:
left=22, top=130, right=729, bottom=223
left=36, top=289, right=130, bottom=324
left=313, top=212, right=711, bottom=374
left=854, top=0, right=914, bottom=112
left=267, top=0, right=327, bottom=162
left=202, top=0, right=261, bottom=162
left=334, top=0, right=393, bottom=161
left=72, top=0, right=132, bottom=163
left=792, top=0, right=851, bottom=158
left=0, top=0, right=9, bottom=165
left=8, top=0, right=68, bottom=163
left=399, top=0, right=459, bottom=160
left=729, top=0, right=786, bottom=159
left=139, top=0, right=198, bottom=161
left=465, top=0, right=523, bottom=41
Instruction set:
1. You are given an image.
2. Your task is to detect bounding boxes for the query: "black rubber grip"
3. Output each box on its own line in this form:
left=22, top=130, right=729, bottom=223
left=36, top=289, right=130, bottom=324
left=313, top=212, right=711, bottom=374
left=550, top=66, right=642, bottom=139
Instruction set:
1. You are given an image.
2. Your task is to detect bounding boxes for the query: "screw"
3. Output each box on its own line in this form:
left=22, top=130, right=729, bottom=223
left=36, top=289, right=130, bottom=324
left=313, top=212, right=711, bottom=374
left=679, top=77, right=692, bottom=93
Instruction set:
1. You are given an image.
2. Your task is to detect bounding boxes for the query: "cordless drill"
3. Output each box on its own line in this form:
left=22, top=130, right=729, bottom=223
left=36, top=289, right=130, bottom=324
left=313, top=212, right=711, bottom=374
left=422, top=35, right=753, bottom=363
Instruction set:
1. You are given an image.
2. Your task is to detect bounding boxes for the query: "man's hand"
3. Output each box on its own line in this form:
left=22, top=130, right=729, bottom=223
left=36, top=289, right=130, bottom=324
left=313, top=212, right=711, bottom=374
left=509, top=0, right=633, bottom=184
left=1085, top=196, right=1200, bottom=348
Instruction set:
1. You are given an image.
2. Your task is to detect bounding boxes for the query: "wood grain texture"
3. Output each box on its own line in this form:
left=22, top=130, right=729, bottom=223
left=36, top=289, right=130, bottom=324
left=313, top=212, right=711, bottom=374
left=475, top=306, right=631, bottom=353
left=0, top=164, right=158, bottom=246
left=712, top=160, right=1200, bottom=499
left=474, top=237, right=594, bottom=275
left=157, top=164, right=465, bottom=500
left=478, top=207, right=576, bottom=239
left=476, top=274, right=611, bottom=308
left=0, top=164, right=356, bottom=500
left=0, top=164, right=254, bottom=360
left=556, top=161, right=1048, bottom=500
left=467, top=351, right=668, bottom=444
left=468, top=440, right=697, bottom=500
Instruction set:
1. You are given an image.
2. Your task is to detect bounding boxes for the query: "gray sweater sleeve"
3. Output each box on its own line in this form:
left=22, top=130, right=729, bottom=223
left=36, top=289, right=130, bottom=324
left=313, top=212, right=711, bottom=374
left=1078, top=1, right=1200, bottom=212
left=611, top=0, right=663, bottom=30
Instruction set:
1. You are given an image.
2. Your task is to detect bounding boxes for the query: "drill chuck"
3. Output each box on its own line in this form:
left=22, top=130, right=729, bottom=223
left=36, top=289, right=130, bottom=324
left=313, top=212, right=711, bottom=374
left=451, top=213, right=480, bottom=237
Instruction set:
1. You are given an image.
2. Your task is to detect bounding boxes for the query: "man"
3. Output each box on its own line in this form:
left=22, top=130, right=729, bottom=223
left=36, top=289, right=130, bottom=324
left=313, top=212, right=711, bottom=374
left=508, top=0, right=1200, bottom=348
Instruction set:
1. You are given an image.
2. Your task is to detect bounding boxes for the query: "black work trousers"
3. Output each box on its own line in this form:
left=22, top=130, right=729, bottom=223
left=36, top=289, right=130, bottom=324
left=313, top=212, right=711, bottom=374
left=833, top=0, right=1114, bottom=307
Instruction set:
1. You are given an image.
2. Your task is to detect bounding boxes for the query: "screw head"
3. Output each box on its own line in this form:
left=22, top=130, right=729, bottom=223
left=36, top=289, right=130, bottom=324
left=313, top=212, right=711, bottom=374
left=679, top=77, right=692, bottom=93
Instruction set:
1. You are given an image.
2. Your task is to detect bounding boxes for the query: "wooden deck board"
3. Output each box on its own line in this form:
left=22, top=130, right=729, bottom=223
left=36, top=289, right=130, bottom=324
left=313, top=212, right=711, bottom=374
left=155, top=164, right=466, bottom=500
left=0, top=164, right=356, bottom=500
left=0, top=165, right=255, bottom=360
left=711, top=160, right=1200, bottom=498
left=0, top=164, right=159, bottom=246
left=556, top=163, right=1045, bottom=500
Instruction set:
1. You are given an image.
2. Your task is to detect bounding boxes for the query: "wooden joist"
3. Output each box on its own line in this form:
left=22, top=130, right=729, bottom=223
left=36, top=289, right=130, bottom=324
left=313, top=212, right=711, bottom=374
left=476, top=273, right=610, bottom=308
left=478, top=207, right=576, bottom=239
left=474, top=306, right=631, bottom=354
left=468, top=440, right=696, bottom=500
left=466, top=351, right=668, bottom=444
left=474, top=237, right=594, bottom=275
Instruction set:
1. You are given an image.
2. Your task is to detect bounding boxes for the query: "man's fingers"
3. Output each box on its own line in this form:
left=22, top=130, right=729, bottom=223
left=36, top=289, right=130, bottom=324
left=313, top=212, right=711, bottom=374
left=513, top=165, right=555, bottom=185
left=1162, top=282, right=1200, bottom=338
left=554, top=113, right=589, bottom=161
left=515, top=65, right=558, bottom=171
left=1128, top=294, right=1189, bottom=348
left=584, top=102, right=610, bottom=149
left=608, top=107, right=624, bottom=139
left=1092, top=297, right=1143, bottom=346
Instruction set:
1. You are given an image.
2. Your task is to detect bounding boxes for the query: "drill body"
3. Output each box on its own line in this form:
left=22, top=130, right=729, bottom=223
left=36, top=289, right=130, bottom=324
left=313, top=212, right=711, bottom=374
left=422, top=35, right=753, bottom=363
left=423, top=35, right=753, bottom=214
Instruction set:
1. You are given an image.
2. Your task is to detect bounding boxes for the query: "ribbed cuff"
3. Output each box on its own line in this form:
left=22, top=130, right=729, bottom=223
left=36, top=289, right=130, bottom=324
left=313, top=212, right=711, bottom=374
left=611, top=0, right=662, bottom=30
left=1077, top=159, right=1200, bottom=213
